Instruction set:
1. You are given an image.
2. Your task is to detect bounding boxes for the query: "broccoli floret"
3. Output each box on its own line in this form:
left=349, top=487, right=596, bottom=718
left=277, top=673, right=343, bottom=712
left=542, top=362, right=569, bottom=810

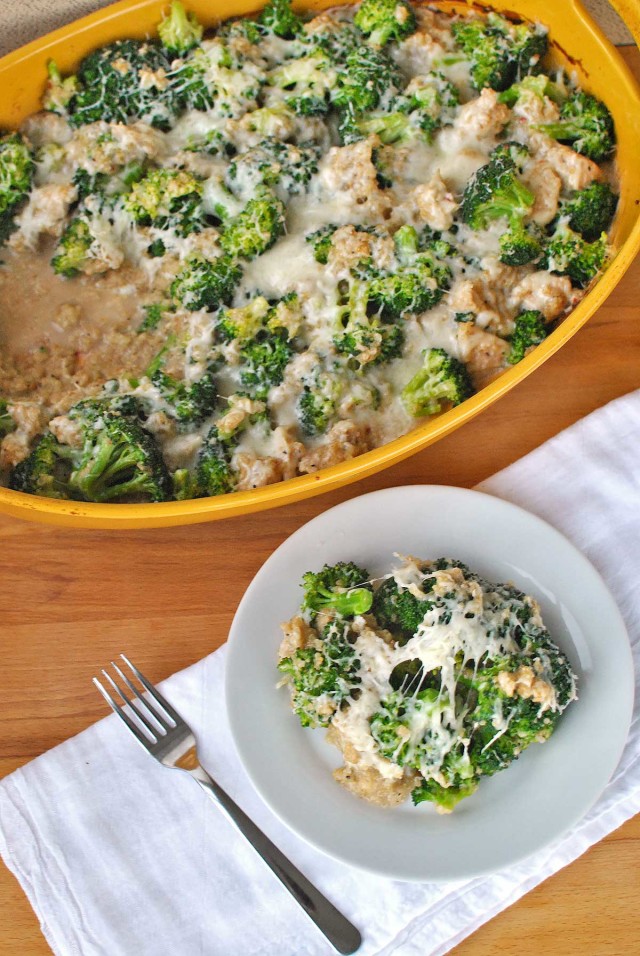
left=43, top=60, right=80, bottom=115
left=227, top=140, right=319, bottom=196
left=195, top=426, right=236, bottom=496
left=169, top=37, right=265, bottom=117
left=306, top=224, right=338, bottom=264
left=69, top=393, right=145, bottom=424
left=0, top=399, right=15, bottom=439
left=10, top=411, right=171, bottom=503
left=219, top=186, right=285, bottom=260
left=460, top=142, right=538, bottom=263
left=72, top=168, right=110, bottom=202
left=0, top=133, right=34, bottom=243
left=499, top=218, right=543, bottom=266
left=9, top=433, right=77, bottom=499
left=259, top=0, right=304, bottom=38
left=370, top=687, right=452, bottom=771
left=465, top=658, right=560, bottom=777
left=401, top=347, right=473, bottom=418
left=411, top=775, right=479, bottom=811
left=151, top=369, right=217, bottom=425
left=332, top=46, right=400, bottom=114
left=304, top=19, right=360, bottom=62
left=216, top=296, right=271, bottom=343
left=68, top=40, right=177, bottom=129
left=369, top=686, right=460, bottom=774
left=51, top=216, right=95, bottom=277
left=278, top=623, right=361, bottom=728
left=124, top=168, right=204, bottom=235
left=171, top=467, right=198, bottom=500
left=74, top=162, right=146, bottom=203
left=333, top=278, right=405, bottom=368
left=68, top=413, right=171, bottom=502
left=354, top=0, right=416, bottom=47
left=266, top=51, right=337, bottom=116
left=393, top=72, right=459, bottom=143
left=452, top=13, right=547, bottom=92
left=498, top=73, right=566, bottom=107
left=535, top=90, right=615, bottom=163
left=302, top=562, right=372, bottom=620
left=541, top=222, right=608, bottom=287
left=507, top=310, right=547, bottom=364
left=170, top=254, right=242, bottom=312
left=239, top=329, right=293, bottom=399
left=183, top=128, right=234, bottom=157
left=562, top=181, right=618, bottom=242
left=297, top=371, right=341, bottom=437
left=340, top=68, right=460, bottom=147
left=217, top=17, right=264, bottom=45
left=372, top=576, right=430, bottom=641
left=460, top=143, right=534, bottom=231
left=358, top=225, right=452, bottom=318
left=158, top=1, right=203, bottom=56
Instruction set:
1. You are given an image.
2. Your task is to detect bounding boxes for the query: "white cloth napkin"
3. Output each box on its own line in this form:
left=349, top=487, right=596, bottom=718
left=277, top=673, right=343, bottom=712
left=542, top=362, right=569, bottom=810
left=2, top=390, right=640, bottom=956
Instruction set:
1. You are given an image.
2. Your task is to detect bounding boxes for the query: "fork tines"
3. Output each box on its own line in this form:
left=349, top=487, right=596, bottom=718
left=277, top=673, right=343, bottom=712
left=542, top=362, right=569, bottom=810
left=93, top=655, right=178, bottom=749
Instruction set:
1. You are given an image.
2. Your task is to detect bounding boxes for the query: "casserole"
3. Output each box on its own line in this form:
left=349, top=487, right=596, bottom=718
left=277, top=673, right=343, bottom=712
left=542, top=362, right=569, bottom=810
left=0, top=0, right=639, bottom=528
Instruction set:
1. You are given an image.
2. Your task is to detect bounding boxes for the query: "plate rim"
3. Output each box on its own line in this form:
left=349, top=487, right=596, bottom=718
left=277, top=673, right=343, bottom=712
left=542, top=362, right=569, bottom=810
left=225, top=484, right=634, bottom=881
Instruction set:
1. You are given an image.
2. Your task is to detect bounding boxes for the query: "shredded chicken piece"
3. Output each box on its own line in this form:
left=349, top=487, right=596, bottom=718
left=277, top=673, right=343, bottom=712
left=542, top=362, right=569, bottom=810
left=216, top=396, right=265, bottom=439
left=453, top=88, right=510, bottom=140
left=320, top=136, right=394, bottom=224
left=510, top=271, right=580, bottom=320
left=21, top=111, right=72, bottom=148
left=66, top=121, right=165, bottom=175
left=327, top=225, right=395, bottom=276
left=298, top=421, right=370, bottom=474
left=48, top=414, right=84, bottom=448
left=524, top=161, right=562, bottom=226
left=10, top=184, right=78, bottom=251
left=0, top=432, right=31, bottom=470
left=512, top=91, right=560, bottom=126
left=457, top=322, right=510, bottom=388
left=234, top=452, right=283, bottom=490
left=270, top=426, right=305, bottom=481
left=530, top=132, right=602, bottom=190
left=407, top=172, right=458, bottom=231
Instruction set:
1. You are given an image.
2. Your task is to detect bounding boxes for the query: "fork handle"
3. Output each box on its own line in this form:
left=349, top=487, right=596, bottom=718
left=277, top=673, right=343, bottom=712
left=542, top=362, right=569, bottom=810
left=188, top=765, right=361, bottom=955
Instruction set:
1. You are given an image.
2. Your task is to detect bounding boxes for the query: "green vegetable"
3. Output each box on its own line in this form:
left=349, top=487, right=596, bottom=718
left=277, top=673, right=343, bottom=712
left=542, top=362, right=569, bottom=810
left=0, top=133, right=34, bottom=243
left=401, top=348, right=473, bottom=418
left=171, top=254, right=242, bottom=312
left=354, top=0, right=417, bottom=48
left=452, top=12, right=548, bottom=92
left=67, top=40, right=177, bottom=129
left=534, top=90, right=615, bottom=163
left=158, top=1, right=203, bottom=56
left=219, top=186, right=285, bottom=260
left=507, top=310, right=547, bottom=364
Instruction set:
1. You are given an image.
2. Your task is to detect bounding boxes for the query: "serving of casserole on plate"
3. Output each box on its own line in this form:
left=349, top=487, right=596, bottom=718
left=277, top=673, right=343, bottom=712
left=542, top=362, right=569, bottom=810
left=0, top=0, right=639, bottom=527
left=225, top=485, right=634, bottom=880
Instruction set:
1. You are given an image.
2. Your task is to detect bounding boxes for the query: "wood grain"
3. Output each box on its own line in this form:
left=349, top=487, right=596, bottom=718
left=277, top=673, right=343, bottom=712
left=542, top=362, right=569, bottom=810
left=1, top=46, right=639, bottom=956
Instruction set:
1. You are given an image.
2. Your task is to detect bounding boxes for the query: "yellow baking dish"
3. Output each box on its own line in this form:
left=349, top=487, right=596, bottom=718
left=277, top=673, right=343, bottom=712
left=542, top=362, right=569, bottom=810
left=0, top=0, right=638, bottom=528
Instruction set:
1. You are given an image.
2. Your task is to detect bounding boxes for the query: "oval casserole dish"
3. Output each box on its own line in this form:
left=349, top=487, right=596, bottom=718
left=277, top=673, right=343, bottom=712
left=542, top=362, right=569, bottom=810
left=0, top=0, right=639, bottom=528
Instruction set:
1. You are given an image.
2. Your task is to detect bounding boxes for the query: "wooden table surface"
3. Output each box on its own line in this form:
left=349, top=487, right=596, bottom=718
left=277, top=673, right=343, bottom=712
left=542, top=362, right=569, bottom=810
left=2, top=47, right=640, bottom=956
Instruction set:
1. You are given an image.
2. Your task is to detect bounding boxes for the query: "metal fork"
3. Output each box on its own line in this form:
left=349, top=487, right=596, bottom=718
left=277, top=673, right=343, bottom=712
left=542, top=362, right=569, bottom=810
left=93, top=655, right=361, bottom=955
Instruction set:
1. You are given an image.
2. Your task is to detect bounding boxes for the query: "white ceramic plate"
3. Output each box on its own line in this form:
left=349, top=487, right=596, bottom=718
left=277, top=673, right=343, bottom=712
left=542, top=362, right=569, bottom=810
left=225, top=486, right=633, bottom=882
